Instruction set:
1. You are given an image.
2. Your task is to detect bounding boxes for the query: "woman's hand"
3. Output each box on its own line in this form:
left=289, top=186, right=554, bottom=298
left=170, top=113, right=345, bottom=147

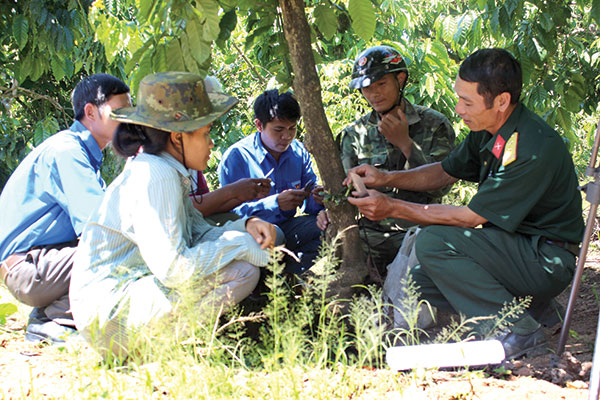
left=246, top=217, right=276, bottom=249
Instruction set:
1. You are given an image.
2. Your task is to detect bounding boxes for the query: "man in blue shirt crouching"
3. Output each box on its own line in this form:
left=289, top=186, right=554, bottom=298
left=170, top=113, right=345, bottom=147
left=0, top=74, right=130, bottom=342
left=218, top=90, right=324, bottom=275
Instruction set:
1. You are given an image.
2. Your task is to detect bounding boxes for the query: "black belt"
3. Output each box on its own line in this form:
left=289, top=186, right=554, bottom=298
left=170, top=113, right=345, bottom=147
left=542, top=237, right=579, bottom=256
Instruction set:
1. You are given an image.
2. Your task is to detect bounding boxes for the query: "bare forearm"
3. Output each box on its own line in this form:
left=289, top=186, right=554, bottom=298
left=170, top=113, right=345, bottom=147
left=381, top=162, right=457, bottom=192
left=388, top=199, right=486, bottom=228
left=192, top=187, right=242, bottom=216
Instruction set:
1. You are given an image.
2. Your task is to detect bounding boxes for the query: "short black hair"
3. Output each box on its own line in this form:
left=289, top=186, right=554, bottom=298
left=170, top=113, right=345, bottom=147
left=459, top=48, right=522, bottom=108
left=253, top=89, right=301, bottom=126
left=71, top=73, right=130, bottom=121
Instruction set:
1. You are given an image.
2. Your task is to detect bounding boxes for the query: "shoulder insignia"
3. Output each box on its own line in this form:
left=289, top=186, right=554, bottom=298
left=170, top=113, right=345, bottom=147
left=502, top=131, right=519, bottom=166
left=492, top=134, right=506, bottom=159
left=358, top=56, right=367, bottom=66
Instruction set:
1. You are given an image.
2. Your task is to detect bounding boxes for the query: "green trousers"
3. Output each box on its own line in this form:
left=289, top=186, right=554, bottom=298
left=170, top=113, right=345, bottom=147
left=359, top=218, right=411, bottom=276
left=411, top=225, right=576, bottom=335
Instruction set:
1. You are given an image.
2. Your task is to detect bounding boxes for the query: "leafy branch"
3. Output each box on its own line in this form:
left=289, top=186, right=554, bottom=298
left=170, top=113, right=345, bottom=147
left=0, top=84, right=69, bottom=127
left=231, top=42, right=268, bottom=84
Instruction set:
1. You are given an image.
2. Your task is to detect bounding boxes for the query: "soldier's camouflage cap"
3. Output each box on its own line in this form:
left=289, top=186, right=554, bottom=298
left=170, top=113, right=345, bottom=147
left=350, top=45, right=408, bottom=90
left=111, top=72, right=238, bottom=133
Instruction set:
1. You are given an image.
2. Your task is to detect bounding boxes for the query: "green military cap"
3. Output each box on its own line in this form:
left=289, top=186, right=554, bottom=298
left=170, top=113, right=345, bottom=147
left=111, top=72, right=238, bottom=133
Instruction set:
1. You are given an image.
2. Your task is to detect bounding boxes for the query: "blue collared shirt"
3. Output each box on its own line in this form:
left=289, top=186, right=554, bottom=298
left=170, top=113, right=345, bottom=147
left=218, top=131, right=323, bottom=225
left=0, top=121, right=106, bottom=260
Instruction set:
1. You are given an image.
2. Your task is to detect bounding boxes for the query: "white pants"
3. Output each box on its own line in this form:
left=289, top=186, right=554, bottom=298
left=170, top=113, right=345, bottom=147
left=82, top=260, right=260, bottom=359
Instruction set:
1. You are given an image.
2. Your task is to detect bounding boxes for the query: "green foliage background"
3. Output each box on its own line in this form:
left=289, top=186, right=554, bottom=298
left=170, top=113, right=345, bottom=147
left=1, top=0, right=599, bottom=191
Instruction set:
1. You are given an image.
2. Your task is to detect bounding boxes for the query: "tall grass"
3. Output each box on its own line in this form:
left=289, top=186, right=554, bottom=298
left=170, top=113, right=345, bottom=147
left=0, top=233, right=532, bottom=399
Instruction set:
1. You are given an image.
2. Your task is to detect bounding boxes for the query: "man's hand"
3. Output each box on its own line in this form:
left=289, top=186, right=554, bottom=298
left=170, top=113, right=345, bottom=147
left=230, top=178, right=272, bottom=202
left=311, top=184, right=325, bottom=206
left=246, top=217, right=276, bottom=249
left=378, top=105, right=412, bottom=158
left=316, top=209, right=330, bottom=230
left=343, top=164, right=386, bottom=188
left=347, top=189, right=394, bottom=221
left=277, top=189, right=308, bottom=211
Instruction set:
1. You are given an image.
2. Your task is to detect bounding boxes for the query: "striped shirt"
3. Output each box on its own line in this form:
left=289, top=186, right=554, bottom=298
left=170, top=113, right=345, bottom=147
left=70, top=151, right=269, bottom=332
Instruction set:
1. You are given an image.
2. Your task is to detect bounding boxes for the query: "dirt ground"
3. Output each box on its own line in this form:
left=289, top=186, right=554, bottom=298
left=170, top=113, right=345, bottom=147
left=1, top=253, right=599, bottom=399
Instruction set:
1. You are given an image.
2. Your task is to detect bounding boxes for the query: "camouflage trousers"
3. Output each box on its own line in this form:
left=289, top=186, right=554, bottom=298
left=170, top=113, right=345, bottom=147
left=358, top=218, right=410, bottom=278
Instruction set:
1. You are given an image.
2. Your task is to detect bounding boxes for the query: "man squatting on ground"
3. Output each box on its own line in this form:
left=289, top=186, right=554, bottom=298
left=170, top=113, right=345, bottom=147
left=318, top=45, right=455, bottom=276
left=0, top=74, right=131, bottom=342
left=218, top=90, right=324, bottom=275
left=346, top=48, right=584, bottom=360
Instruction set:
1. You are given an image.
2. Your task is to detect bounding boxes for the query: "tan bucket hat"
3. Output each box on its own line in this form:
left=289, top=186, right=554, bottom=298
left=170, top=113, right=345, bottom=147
left=111, top=72, right=238, bottom=133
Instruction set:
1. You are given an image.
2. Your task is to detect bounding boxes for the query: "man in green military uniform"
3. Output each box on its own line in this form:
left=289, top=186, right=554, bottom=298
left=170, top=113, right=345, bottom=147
left=345, top=48, right=584, bottom=360
left=337, top=45, right=455, bottom=275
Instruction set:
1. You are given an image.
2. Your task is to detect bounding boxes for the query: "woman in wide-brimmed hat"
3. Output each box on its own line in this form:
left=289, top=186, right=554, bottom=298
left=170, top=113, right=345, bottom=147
left=69, top=72, right=276, bottom=359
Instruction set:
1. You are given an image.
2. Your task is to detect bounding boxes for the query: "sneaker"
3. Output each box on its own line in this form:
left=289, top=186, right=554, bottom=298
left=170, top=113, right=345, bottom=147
left=25, top=308, right=77, bottom=344
left=497, top=327, right=547, bottom=360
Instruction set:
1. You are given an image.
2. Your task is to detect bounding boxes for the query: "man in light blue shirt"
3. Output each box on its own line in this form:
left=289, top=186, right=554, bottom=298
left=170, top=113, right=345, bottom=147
left=0, top=74, right=130, bottom=342
left=218, top=90, right=324, bottom=274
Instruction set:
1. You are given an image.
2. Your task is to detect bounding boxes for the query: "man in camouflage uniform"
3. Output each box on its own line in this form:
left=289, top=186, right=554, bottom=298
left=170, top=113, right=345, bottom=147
left=339, top=45, right=456, bottom=274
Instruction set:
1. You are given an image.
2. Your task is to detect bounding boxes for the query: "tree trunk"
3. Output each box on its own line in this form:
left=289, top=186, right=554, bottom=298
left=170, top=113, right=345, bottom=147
left=279, top=0, right=368, bottom=295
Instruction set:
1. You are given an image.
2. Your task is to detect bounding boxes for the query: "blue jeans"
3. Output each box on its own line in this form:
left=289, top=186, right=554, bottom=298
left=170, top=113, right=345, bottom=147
left=277, top=214, right=322, bottom=275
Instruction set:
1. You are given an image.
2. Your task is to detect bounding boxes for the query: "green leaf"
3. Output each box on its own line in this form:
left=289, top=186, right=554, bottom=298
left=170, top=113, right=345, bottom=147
left=196, top=0, right=221, bottom=41
left=489, top=9, right=500, bottom=36
left=0, top=303, right=17, bottom=325
left=527, top=85, right=548, bottom=109
left=504, top=0, right=518, bottom=16
left=570, top=74, right=586, bottom=99
left=187, top=19, right=211, bottom=65
left=453, top=14, right=471, bottom=45
left=153, top=43, right=168, bottom=73
left=32, top=117, right=57, bottom=145
left=593, top=0, right=600, bottom=25
left=498, top=6, right=511, bottom=37
left=18, top=53, right=34, bottom=80
left=166, top=39, right=186, bottom=72
left=555, top=106, right=572, bottom=136
left=63, top=27, right=74, bottom=52
left=441, top=16, right=457, bottom=43
left=181, top=34, right=200, bottom=74
left=538, top=13, right=553, bottom=32
left=30, top=58, right=45, bottom=81
left=524, top=36, right=541, bottom=64
left=217, top=9, right=237, bottom=46
left=136, top=0, right=157, bottom=24
left=425, top=74, right=435, bottom=98
left=43, top=116, right=60, bottom=136
left=51, top=58, right=65, bottom=81
left=348, top=0, right=376, bottom=41
left=131, top=49, right=153, bottom=94
left=125, top=40, right=153, bottom=75
left=314, top=4, right=338, bottom=40
left=564, top=75, right=585, bottom=113
left=63, top=58, right=75, bottom=78
left=13, top=15, right=29, bottom=50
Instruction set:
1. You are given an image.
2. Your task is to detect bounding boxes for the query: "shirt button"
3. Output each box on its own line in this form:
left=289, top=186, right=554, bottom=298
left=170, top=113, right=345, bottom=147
left=183, top=179, right=190, bottom=185
left=483, top=161, right=487, bottom=166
